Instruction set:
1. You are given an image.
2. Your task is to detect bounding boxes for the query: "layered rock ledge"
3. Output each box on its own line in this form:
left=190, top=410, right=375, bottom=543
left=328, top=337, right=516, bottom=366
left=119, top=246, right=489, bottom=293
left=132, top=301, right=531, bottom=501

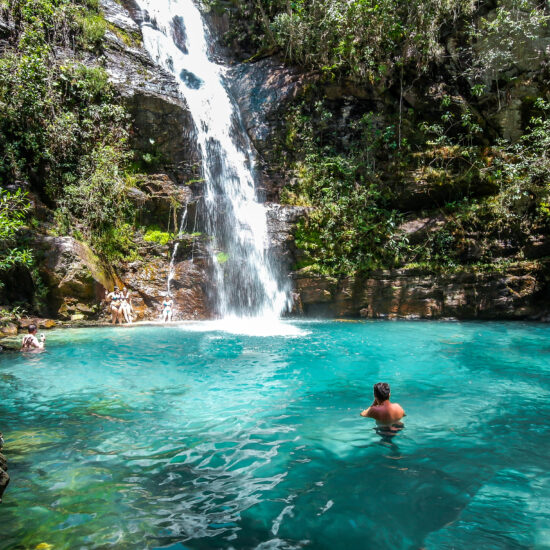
left=293, top=263, right=550, bottom=320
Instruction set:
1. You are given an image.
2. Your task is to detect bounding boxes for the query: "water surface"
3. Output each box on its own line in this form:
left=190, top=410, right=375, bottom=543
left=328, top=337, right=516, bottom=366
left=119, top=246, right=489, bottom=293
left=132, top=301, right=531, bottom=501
left=1, top=321, right=549, bottom=549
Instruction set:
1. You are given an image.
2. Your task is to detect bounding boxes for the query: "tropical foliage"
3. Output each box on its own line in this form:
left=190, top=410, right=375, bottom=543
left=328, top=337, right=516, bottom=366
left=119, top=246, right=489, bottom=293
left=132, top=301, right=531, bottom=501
left=0, top=0, right=134, bottom=261
left=210, top=0, right=550, bottom=276
left=0, top=188, right=31, bottom=275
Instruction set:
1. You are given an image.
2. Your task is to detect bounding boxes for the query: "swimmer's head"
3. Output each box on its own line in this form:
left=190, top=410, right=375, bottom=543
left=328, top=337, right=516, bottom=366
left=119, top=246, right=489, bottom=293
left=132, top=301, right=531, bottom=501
left=374, top=382, right=390, bottom=402
left=27, top=324, right=37, bottom=334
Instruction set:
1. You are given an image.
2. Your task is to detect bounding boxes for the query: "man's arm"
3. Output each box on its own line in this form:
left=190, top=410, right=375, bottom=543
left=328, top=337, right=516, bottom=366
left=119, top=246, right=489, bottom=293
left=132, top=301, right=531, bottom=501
left=360, top=401, right=379, bottom=418
left=28, top=336, right=44, bottom=349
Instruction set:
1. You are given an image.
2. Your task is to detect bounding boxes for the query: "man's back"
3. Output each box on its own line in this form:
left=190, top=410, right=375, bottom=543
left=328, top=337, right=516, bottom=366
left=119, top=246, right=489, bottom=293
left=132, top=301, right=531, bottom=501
left=360, top=382, right=405, bottom=425
left=367, top=401, right=404, bottom=425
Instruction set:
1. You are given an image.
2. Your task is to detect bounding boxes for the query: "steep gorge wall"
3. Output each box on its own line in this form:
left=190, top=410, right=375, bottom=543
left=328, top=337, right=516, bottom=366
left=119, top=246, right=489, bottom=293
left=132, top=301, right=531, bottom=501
left=204, top=1, right=550, bottom=320
left=0, top=0, right=212, bottom=323
left=3, top=0, right=550, bottom=323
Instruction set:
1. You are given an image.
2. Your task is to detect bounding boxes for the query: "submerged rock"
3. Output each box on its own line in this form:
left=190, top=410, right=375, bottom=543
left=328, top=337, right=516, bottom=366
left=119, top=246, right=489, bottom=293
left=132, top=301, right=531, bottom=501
left=0, top=433, right=9, bottom=503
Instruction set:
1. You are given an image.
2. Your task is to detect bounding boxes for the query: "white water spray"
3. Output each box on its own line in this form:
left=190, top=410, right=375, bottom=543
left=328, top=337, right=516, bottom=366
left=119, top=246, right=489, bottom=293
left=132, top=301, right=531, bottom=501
left=134, top=0, right=290, bottom=319
left=167, top=204, right=187, bottom=296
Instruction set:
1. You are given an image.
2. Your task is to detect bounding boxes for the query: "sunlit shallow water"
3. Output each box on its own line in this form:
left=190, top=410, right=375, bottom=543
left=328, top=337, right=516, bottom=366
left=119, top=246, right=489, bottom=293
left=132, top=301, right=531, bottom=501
left=1, top=321, right=549, bottom=549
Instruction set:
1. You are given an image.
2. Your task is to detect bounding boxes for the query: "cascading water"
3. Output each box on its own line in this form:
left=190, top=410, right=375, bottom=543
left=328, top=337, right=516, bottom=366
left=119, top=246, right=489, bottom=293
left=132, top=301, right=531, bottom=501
left=135, top=0, right=291, bottom=319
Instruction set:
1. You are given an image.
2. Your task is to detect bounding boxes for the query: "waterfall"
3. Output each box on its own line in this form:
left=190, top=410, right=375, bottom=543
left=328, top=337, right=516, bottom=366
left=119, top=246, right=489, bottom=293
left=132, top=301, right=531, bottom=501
left=134, top=0, right=291, bottom=319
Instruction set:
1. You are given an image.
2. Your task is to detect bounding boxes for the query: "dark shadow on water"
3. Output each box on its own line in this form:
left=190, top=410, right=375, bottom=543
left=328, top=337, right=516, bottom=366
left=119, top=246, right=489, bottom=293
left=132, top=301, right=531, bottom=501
left=375, top=422, right=404, bottom=447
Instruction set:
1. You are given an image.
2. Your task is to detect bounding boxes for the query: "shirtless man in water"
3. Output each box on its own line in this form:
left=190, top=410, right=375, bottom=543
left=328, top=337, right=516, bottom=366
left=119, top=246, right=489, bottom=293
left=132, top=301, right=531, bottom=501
left=360, top=382, right=405, bottom=425
left=20, top=324, right=45, bottom=351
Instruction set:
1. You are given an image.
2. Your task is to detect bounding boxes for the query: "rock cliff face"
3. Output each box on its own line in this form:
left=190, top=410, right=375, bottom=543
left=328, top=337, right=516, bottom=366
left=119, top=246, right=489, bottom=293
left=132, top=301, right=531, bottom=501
left=6, top=0, right=549, bottom=324
left=99, top=1, right=212, bottom=321
left=36, top=236, right=115, bottom=321
left=103, top=1, right=550, bottom=322
left=229, top=59, right=307, bottom=201
left=101, top=0, right=200, bottom=183
left=293, top=264, right=550, bottom=319
left=205, top=5, right=550, bottom=321
left=17, top=0, right=210, bottom=323
left=118, top=234, right=212, bottom=321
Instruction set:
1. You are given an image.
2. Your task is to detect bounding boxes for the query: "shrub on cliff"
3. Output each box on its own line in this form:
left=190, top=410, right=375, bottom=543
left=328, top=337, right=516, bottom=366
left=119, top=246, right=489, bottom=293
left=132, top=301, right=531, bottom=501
left=0, top=0, right=135, bottom=263
left=0, top=188, right=31, bottom=276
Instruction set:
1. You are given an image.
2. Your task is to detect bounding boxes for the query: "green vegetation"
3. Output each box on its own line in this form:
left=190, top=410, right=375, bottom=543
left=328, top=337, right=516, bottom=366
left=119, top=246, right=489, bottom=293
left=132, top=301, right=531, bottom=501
left=280, top=89, right=550, bottom=275
left=0, top=188, right=32, bottom=276
left=1, top=0, right=549, bottom=318
left=209, top=0, right=476, bottom=79
left=401, top=97, right=550, bottom=269
left=214, top=0, right=550, bottom=277
left=143, top=227, right=174, bottom=246
left=216, top=252, right=229, bottom=264
left=280, top=102, right=405, bottom=275
left=0, top=0, right=136, bottom=265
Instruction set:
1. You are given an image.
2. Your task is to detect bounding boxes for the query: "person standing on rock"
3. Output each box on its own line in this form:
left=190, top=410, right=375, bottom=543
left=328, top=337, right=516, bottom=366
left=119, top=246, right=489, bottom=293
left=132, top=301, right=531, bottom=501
left=20, top=324, right=46, bottom=351
left=105, top=286, right=124, bottom=325
left=121, top=287, right=134, bottom=324
left=161, top=296, right=174, bottom=323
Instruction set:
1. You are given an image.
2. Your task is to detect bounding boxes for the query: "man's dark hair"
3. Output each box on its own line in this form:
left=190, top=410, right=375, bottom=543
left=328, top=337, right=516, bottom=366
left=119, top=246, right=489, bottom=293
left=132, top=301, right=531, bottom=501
left=27, top=324, right=37, bottom=333
left=374, top=382, right=390, bottom=402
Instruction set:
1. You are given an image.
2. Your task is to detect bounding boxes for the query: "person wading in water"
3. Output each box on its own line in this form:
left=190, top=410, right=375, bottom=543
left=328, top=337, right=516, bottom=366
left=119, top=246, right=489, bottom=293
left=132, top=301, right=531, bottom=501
left=360, top=382, right=405, bottom=425
left=20, top=324, right=46, bottom=351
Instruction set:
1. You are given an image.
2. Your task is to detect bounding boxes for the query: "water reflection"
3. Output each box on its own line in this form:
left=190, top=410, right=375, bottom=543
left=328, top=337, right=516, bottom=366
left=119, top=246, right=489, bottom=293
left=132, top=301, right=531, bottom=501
left=375, top=422, right=405, bottom=445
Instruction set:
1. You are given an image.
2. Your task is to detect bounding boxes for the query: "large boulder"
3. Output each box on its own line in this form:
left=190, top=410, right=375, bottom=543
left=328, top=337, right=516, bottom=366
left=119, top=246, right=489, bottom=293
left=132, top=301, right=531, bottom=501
left=36, top=236, right=115, bottom=320
left=0, top=323, right=17, bottom=337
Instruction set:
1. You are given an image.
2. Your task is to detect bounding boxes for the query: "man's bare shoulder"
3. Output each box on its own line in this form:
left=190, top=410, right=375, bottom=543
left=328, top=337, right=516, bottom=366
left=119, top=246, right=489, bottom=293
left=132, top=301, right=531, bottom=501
left=389, top=402, right=405, bottom=418
left=364, top=405, right=384, bottom=419
left=392, top=402, right=404, bottom=411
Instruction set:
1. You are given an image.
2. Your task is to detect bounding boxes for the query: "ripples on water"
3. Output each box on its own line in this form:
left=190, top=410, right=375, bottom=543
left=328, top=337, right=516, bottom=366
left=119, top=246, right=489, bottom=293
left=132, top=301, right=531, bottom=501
left=1, top=321, right=549, bottom=549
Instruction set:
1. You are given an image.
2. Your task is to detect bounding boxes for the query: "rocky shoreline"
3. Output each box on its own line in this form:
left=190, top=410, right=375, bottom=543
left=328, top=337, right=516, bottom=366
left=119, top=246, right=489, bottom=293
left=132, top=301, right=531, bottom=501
left=292, top=261, right=550, bottom=320
left=0, top=433, right=8, bottom=503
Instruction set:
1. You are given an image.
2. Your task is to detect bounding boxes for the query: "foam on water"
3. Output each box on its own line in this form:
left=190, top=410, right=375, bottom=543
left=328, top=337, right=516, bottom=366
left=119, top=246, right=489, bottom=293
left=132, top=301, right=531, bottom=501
left=177, top=318, right=309, bottom=337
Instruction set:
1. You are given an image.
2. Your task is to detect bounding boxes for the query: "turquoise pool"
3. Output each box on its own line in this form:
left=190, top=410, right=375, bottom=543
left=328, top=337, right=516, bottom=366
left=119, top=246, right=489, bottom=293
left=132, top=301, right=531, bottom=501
left=1, top=321, right=549, bottom=549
